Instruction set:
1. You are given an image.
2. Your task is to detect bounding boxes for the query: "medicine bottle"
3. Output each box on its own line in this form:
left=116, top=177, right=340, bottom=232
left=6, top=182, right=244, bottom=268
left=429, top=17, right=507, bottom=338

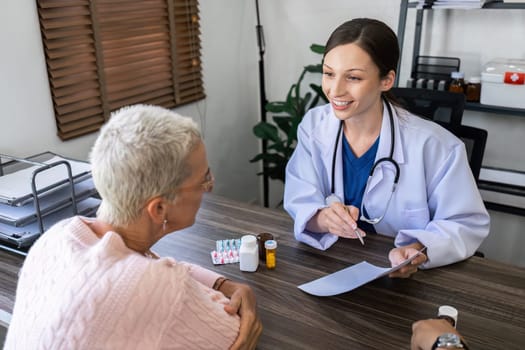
left=239, top=235, right=258, bottom=272
left=466, top=77, right=481, bottom=102
left=449, top=72, right=466, bottom=94
left=437, top=305, right=458, bottom=328
left=256, top=232, right=274, bottom=261
left=264, top=240, right=277, bottom=269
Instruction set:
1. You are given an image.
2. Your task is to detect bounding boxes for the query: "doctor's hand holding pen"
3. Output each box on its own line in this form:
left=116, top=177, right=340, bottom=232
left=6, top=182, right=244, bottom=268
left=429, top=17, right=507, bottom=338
left=305, top=201, right=366, bottom=243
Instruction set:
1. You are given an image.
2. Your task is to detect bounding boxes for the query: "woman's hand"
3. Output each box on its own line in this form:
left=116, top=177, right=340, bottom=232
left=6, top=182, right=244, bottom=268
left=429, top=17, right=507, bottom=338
left=307, top=203, right=366, bottom=240
left=388, top=242, right=427, bottom=278
left=411, top=318, right=462, bottom=350
left=218, top=280, right=262, bottom=350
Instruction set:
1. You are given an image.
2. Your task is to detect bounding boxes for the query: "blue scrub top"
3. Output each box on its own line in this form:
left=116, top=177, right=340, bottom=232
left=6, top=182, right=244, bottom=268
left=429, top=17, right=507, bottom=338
left=342, top=136, right=379, bottom=234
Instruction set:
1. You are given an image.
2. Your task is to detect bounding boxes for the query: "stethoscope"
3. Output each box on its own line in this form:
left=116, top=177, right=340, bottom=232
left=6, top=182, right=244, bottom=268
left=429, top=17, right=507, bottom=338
left=326, top=97, right=400, bottom=225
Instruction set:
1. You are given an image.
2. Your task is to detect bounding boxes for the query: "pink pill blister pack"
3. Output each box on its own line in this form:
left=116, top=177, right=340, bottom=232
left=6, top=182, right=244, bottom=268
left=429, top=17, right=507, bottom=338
left=210, top=238, right=242, bottom=265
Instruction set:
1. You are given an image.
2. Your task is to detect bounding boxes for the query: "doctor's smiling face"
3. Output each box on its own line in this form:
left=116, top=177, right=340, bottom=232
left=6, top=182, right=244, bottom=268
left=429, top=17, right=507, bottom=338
left=322, top=18, right=399, bottom=122
left=322, top=43, right=392, bottom=121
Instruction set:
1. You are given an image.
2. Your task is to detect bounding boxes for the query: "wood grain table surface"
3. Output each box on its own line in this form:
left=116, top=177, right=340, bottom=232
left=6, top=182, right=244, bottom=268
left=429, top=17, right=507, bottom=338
left=1, top=194, right=524, bottom=349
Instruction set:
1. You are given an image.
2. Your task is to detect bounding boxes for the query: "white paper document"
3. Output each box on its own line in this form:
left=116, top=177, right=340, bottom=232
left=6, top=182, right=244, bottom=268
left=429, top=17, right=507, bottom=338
left=298, top=250, right=425, bottom=296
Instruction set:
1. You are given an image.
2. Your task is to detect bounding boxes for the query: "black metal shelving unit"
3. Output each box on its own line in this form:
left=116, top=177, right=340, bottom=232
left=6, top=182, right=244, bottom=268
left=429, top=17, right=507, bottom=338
left=396, top=0, right=525, bottom=216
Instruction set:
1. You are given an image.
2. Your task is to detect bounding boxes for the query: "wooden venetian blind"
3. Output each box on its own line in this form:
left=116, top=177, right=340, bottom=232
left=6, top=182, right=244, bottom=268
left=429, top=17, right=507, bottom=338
left=37, top=0, right=204, bottom=140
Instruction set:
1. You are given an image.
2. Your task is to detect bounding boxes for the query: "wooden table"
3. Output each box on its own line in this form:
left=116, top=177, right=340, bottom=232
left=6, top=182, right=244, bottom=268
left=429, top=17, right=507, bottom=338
left=1, top=194, right=524, bottom=349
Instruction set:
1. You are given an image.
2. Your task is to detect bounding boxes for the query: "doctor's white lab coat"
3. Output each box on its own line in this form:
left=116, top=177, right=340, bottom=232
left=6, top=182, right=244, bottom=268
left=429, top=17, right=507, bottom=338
left=283, top=102, right=490, bottom=268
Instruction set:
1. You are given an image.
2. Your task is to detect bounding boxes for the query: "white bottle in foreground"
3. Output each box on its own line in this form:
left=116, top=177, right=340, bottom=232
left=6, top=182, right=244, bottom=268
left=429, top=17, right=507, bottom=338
left=239, top=235, right=259, bottom=272
left=438, top=305, right=458, bottom=328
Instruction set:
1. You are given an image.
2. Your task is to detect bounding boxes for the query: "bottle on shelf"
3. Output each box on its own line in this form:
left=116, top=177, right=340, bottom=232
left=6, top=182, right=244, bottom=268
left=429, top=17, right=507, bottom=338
left=449, top=72, right=466, bottom=94
left=466, top=77, right=481, bottom=102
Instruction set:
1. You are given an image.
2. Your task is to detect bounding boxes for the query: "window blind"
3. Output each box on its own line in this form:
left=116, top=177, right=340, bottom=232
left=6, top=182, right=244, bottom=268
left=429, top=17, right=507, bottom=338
left=37, top=0, right=204, bottom=140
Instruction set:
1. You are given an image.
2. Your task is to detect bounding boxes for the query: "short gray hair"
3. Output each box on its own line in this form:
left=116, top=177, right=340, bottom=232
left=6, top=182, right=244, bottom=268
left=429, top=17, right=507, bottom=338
left=90, top=104, right=201, bottom=226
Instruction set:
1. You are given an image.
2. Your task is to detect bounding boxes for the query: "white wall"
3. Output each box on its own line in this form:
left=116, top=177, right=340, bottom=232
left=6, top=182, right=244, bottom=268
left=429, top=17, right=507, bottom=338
left=1, top=1, right=524, bottom=266
left=0, top=0, right=261, bottom=205
left=0, top=1, right=98, bottom=160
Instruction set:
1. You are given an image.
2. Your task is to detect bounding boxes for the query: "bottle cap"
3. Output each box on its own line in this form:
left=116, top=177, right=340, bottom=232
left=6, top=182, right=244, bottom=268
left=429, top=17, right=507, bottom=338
left=264, top=240, right=277, bottom=249
left=438, top=305, right=458, bottom=327
left=468, top=76, right=481, bottom=84
left=451, top=71, right=464, bottom=79
left=241, top=235, right=257, bottom=248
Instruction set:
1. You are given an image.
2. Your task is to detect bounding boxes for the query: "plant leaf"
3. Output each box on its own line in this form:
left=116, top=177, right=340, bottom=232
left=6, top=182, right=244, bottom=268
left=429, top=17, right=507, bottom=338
left=311, top=84, right=328, bottom=103
left=309, top=83, right=327, bottom=108
left=253, top=122, right=280, bottom=142
left=310, top=44, right=325, bottom=54
left=273, top=116, right=292, bottom=134
left=249, top=153, right=266, bottom=163
left=298, top=92, right=312, bottom=116
left=267, top=142, right=287, bottom=153
left=265, top=164, right=287, bottom=182
left=305, top=64, right=322, bottom=74
left=265, top=101, right=287, bottom=113
left=250, top=152, right=288, bottom=166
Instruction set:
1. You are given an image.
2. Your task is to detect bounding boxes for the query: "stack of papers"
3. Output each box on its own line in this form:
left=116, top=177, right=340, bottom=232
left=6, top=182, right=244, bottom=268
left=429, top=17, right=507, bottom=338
left=412, top=0, right=502, bottom=8
left=0, top=197, right=101, bottom=249
left=0, top=178, right=97, bottom=227
left=412, top=0, right=436, bottom=9
left=433, top=0, right=501, bottom=8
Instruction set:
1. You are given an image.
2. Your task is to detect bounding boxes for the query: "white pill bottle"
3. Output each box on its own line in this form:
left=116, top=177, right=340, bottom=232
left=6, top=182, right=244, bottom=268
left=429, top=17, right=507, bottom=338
left=239, top=235, right=259, bottom=272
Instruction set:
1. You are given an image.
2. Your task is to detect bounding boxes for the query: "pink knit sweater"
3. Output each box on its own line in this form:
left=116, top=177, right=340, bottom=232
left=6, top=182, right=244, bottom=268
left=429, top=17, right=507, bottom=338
left=5, top=216, right=240, bottom=349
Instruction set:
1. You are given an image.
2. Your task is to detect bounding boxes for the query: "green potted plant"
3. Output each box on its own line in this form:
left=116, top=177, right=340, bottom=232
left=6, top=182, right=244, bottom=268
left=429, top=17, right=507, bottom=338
left=250, top=44, right=327, bottom=183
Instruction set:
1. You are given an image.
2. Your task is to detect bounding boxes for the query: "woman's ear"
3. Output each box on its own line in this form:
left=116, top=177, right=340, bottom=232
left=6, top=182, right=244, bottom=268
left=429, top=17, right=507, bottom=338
left=145, top=196, right=168, bottom=225
left=381, top=70, right=396, bottom=91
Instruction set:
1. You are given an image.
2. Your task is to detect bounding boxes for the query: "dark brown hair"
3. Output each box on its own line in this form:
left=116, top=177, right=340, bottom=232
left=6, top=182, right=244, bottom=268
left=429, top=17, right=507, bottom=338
left=324, top=18, right=399, bottom=103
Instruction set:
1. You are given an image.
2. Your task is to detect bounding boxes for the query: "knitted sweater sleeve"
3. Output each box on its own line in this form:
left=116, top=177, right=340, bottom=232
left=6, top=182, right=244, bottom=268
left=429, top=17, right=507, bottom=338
left=159, top=261, right=240, bottom=349
left=179, top=261, right=222, bottom=288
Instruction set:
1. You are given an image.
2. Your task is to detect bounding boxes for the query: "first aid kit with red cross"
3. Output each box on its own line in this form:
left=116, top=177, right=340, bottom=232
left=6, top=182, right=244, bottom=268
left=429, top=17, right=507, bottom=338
left=480, top=59, right=525, bottom=109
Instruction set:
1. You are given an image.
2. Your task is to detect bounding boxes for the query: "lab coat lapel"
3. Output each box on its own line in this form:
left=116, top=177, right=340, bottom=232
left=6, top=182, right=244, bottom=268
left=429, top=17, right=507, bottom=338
left=366, top=102, right=405, bottom=195
left=313, top=107, right=344, bottom=200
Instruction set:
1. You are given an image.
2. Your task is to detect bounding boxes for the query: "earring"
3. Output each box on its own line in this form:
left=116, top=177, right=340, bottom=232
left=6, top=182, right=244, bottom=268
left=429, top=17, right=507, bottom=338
left=163, top=219, right=167, bottom=232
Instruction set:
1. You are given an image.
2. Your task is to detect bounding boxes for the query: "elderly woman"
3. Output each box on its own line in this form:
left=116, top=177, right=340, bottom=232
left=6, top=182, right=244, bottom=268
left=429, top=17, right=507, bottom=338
left=5, top=105, right=262, bottom=349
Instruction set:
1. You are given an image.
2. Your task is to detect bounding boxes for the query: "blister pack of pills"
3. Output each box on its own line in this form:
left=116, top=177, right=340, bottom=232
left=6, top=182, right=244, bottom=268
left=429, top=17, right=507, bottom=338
left=210, top=238, right=242, bottom=265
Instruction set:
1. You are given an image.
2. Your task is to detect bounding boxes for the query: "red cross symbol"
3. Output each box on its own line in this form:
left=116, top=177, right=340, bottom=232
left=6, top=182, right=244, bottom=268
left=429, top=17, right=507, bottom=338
left=504, top=72, right=525, bottom=85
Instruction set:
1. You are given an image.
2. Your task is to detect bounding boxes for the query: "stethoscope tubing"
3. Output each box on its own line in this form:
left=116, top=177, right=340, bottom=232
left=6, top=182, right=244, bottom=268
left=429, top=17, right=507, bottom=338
left=330, top=96, right=400, bottom=197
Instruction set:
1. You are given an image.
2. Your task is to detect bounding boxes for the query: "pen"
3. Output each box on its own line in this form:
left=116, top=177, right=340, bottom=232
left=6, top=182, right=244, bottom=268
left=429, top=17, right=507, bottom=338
left=344, top=206, right=364, bottom=246
left=354, top=228, right=365, bottom=246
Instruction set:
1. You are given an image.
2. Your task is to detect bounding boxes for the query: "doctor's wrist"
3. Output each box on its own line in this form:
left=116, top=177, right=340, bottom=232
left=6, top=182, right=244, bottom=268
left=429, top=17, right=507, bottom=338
left=305, top=209, right=328, bottom=233
left=404, top=241, right=424, bottom=251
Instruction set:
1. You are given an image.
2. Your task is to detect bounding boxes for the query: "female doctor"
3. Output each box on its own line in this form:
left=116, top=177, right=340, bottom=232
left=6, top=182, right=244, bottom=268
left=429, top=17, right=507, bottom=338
left=283, top=18, right=489, bottom=277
